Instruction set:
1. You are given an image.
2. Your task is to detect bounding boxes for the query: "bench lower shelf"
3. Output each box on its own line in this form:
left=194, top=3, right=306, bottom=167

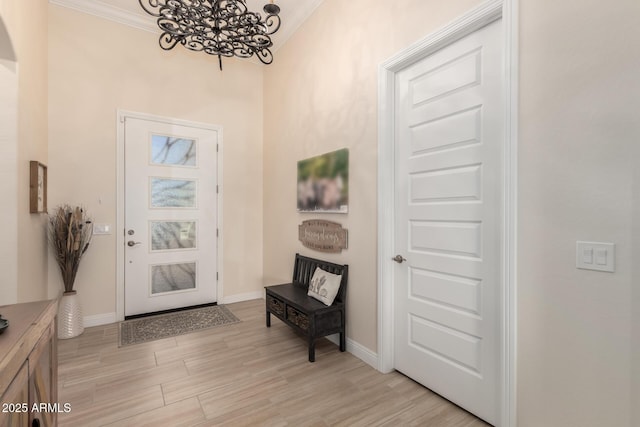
left=265, top=284, right=345, bottom=362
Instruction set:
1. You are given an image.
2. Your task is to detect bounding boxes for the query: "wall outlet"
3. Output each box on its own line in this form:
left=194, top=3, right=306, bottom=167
left=576, top=241, right=615, bottom=272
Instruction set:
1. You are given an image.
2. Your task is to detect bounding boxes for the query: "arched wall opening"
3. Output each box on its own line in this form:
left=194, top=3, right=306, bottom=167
left=0, top=14, right=19, bottom=304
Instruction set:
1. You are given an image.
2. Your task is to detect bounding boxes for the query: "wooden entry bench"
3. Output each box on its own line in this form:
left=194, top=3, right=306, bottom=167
left=265, top=253, right=348, bottom=362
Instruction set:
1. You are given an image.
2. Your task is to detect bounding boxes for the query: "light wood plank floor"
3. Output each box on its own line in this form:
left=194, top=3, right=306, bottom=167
left=57, top=299, right=490, bottom=427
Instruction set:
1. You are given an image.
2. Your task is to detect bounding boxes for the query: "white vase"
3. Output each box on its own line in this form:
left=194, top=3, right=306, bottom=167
left=58, top=291, right=84, bottom=339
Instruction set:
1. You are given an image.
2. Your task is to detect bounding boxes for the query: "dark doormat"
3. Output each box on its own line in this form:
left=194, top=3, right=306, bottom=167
left=119, top=305, right=240, bottom=347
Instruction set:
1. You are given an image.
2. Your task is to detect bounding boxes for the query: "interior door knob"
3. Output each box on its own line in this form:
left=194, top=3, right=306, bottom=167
left=127, top=240, right=142, bottom=247
left=392, top=254, right=407, bottom=263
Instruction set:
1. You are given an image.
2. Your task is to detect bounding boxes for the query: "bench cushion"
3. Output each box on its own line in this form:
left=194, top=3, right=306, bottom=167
left=307, top=267, right=342, bottom=306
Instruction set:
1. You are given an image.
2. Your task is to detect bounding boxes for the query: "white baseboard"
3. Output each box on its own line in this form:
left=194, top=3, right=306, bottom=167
left=84, top=312, right=117, bottom=328
left=79, top=302, right=380, bottom=370
left=220, top=290, right=378, bottom=367
left=326, top=334, right=379, bottom=369
left=82, top=293, right=263, bottom=327
left=220, top=291, right=264, bottom=305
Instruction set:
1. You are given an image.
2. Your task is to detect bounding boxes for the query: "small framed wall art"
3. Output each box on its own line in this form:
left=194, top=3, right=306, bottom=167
left=29, top=161, right=47, bottom=213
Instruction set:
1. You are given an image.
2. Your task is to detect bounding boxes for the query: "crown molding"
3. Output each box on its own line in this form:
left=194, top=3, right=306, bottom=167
left=49, top=0, right=326, bottom=58
left=271, top=0, right=324, bottom=52
left=49, top=0, right=158, bottom=34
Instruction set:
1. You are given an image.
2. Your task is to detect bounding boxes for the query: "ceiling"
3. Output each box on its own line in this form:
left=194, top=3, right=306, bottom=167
left=49, top=0, right=325, bottom=53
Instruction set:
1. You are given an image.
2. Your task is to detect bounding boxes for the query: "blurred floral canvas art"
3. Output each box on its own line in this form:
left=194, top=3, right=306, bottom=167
left=297, top=148, right=349, bottom=213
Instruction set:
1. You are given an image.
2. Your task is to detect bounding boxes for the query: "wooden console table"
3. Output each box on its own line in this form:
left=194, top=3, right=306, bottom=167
left=0, top=300, right=58, bottom=427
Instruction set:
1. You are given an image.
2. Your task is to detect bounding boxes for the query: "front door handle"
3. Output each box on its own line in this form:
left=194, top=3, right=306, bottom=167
left=127, top=240, right=142, bottom=247
left=392, top=254, right=407, bottom=263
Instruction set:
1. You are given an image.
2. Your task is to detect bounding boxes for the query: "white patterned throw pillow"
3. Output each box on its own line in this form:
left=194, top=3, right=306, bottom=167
left=307, top=267, right=342, bottom=306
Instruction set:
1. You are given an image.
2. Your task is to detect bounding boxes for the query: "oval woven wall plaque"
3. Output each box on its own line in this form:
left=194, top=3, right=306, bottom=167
left=298, top=220, right=348, bottom=253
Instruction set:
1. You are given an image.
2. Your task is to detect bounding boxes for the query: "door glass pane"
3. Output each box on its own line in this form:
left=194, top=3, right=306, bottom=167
left=151, top=262, right=196, bottom=294
left=150, top=221, right=196, bottom=251
left=150, top=178, right=196, bottom=208
left=151, top=135, right=197, bottom=166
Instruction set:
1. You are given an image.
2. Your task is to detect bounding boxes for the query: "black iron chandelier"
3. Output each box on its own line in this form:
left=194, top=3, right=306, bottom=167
left=138, top=0, right=281, bottom=70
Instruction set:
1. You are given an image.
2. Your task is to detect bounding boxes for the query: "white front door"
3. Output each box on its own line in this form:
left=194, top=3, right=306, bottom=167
left=393, top=19, right=503, bottom=425
left=124, top=116, right=219, bottom=317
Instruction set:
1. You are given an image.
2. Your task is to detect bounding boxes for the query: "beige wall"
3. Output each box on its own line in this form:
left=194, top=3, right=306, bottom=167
left=0, top=0, right=49, bottom=305
left=263, top=0, right=482, bottom=352
left=47, top=5, right=264, bottom=316
left=264, top=0, right=637, bottom=425
left=518, top=0, right=637, bottom=425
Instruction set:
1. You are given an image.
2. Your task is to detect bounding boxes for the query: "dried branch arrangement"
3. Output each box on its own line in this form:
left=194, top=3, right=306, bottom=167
left=48, top=205, right=93, bottom=293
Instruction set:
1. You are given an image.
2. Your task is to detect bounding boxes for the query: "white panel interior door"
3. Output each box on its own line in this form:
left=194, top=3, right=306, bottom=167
left=124, top=117, right=218, bottom=317
left=394, top=19, right=503, bottom=425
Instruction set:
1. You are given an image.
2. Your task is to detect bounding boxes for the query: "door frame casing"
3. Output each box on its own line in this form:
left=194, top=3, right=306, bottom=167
left=116, top=110, right=224, bottom=321
left=376, top=1, right=518, bottom=426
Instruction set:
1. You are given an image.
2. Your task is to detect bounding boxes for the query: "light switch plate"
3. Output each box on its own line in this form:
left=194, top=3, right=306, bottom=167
left=576, top=241, right=615, bottom=272
left=93, top=223, right=111, bottom=235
